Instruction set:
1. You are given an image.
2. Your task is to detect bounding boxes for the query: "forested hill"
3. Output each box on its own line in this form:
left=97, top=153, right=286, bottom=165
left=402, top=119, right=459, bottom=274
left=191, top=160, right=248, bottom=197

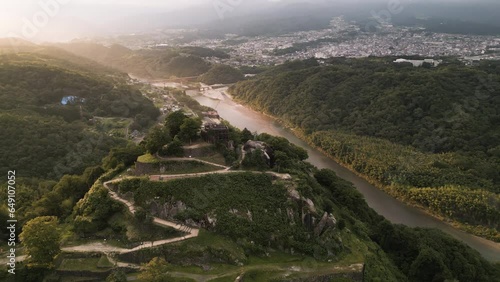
left=232, top=58, right=500, bottom=155
left=230, top=58, right=500, bottom=240
left=0, top=41, right=123, bottom=76
left=2, top=41, right=240, bottom=82
left=0, top=51, right=157, bottom=263
left=55, top=42, right=228, bottom=79
left=199, top=64, right=245, bottom=84
left=0, top=52, right=158, bottom=179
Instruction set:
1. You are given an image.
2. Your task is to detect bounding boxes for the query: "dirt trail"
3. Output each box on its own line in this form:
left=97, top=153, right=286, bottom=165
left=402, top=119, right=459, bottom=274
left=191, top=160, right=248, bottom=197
left=62, top=179, right=200, bottom=255
left=156, top=156, right=230, bottom=170
left=57, top=158, right=288, bottom=259
left=103, top=179, right=200, bottom=253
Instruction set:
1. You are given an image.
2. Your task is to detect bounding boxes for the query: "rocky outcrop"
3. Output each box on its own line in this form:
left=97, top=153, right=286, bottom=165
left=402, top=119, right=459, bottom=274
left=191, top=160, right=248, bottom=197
left=243, top=140, right=273, bottom=164
left=205, top=213, right=217, bottom=228
left=314, top=212, right=337, bottom=236
left=150, top=200, right=186, bottom=220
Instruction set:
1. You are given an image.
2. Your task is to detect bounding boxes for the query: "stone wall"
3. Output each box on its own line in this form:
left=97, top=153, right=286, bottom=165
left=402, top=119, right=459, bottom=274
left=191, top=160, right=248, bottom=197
left=135, top=161, right=156, bottom=175
left=183, top=144, right=215, bottom=158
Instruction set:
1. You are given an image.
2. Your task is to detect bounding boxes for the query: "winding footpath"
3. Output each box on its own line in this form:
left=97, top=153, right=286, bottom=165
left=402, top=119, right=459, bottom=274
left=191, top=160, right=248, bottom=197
left=157, top=156, right=231, bottom=170
left=63, top=157, right=291, bottom=256
left=149, top=169, right=291, bottom=181
left=153, top=156, right=291, bottom=180
left=63, top=179, right=200, bottom=255
left=0, top=157, right=295, bottom=265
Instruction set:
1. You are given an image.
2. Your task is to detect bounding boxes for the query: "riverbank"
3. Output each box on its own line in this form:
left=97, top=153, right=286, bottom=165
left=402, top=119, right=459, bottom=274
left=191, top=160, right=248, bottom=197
left=305, top=135, right=500, bottom=242
left=224, top=93, right=500, bottom=261
left=229, top=94, right=500, bottom=243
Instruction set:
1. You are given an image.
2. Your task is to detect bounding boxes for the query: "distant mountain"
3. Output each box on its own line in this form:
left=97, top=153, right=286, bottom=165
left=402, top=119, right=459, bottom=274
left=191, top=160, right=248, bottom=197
left=389, top=1, right=500, bottom=35
left=401, top=1, right=500, bottom=27
left=55, top=42, right=222, bottom=79
left=0, top=42, right=123, bottom=76
left=4, top=1, right=500, bottom=41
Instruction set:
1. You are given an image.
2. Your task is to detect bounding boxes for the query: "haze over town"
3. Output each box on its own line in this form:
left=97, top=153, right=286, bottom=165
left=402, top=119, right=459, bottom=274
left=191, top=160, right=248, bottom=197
left=2, top=0, right=500, bottom=41
left=1, top=0, right=500, bottom=281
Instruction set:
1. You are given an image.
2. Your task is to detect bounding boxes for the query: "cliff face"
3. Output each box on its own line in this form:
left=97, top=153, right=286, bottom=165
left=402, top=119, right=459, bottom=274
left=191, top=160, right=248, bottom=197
left=148, top=196, right=337, bottom=231
left=146, top=179, right=340, bottom=252
left=115, top=173, right=349, bottom=260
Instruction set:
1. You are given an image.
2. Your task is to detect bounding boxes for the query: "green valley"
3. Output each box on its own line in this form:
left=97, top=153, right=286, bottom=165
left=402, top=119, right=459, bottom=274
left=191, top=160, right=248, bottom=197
left=3, top=1, right=500, bottom=281
left=0, top=47, right=499, bottom=282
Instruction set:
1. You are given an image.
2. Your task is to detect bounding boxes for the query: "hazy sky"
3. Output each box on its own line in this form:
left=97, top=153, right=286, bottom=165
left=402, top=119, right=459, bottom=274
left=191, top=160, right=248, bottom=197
left=1, top=0, right=496, bottom=41
left=0, top=0, right=205, bottom=22
left=0, top=0, right=208, bottom=40
left=1, top=0, right=282, bottom=40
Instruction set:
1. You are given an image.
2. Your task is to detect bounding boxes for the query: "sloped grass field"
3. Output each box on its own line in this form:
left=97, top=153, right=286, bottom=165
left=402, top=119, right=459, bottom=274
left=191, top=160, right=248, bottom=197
left=119, top=230, right=368, bottom=281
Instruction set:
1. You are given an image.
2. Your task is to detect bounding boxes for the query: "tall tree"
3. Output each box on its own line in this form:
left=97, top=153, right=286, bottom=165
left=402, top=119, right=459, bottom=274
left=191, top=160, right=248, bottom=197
left=144, top=125, right=171, bottom=154
left=20, top=216, right=61, bottom=265
left=138, top=257, right=171, bottom=282
left=178, top=118, right=202, bottom=143
left=241, top=128, right=253, bottom=143
left=164, top=111, right=188, bottom=137
left=408, top=248, right=450, bottom=282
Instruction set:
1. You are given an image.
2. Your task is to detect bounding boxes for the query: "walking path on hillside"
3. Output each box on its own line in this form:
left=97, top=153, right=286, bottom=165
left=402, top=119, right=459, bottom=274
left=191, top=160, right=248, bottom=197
left=149, top=169, right=292, bottom=181
left=59, top=157, right=288, bottom=257
left=62, top=178, right=200, bottom=255
left=156, top=156, right=230, bottom=170
left=151, top=156, right=291, bottom=180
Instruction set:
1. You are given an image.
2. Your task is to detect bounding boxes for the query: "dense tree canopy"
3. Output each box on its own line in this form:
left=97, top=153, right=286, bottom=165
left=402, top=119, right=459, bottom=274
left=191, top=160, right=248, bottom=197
left=0, top=54, right=158, bottom=179
left=163, top=55, right=211, bottom=77
left=231, top=58, right=500, bottom=156
left=144, top=125, right=171, bottom=154
left=231, top=57, right=500, bottom=239
left=164, top=111, right=188, bottom=137
left=20, top=216, right=61, bottom=265
left=178, top=117, right=202, bottom=143
left=72, top=184, right=121, bottom=235
left=56, top=42, right=217, bottom=79
left=199, top=64, right=244, bottom=85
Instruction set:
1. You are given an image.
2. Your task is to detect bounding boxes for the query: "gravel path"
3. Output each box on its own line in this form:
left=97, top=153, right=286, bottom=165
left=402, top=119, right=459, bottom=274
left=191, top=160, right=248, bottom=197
left=62, top=179, right=200, bottom=255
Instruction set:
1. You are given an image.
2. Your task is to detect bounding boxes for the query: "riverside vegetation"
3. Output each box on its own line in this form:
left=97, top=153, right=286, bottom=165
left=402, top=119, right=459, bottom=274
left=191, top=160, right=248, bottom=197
left=230, top=57, right=500, bottom=241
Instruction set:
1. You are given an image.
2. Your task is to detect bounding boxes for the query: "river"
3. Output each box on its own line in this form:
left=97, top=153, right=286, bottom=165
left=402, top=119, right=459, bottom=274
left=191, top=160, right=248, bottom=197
left=185, top=89, right=500, bottom=262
